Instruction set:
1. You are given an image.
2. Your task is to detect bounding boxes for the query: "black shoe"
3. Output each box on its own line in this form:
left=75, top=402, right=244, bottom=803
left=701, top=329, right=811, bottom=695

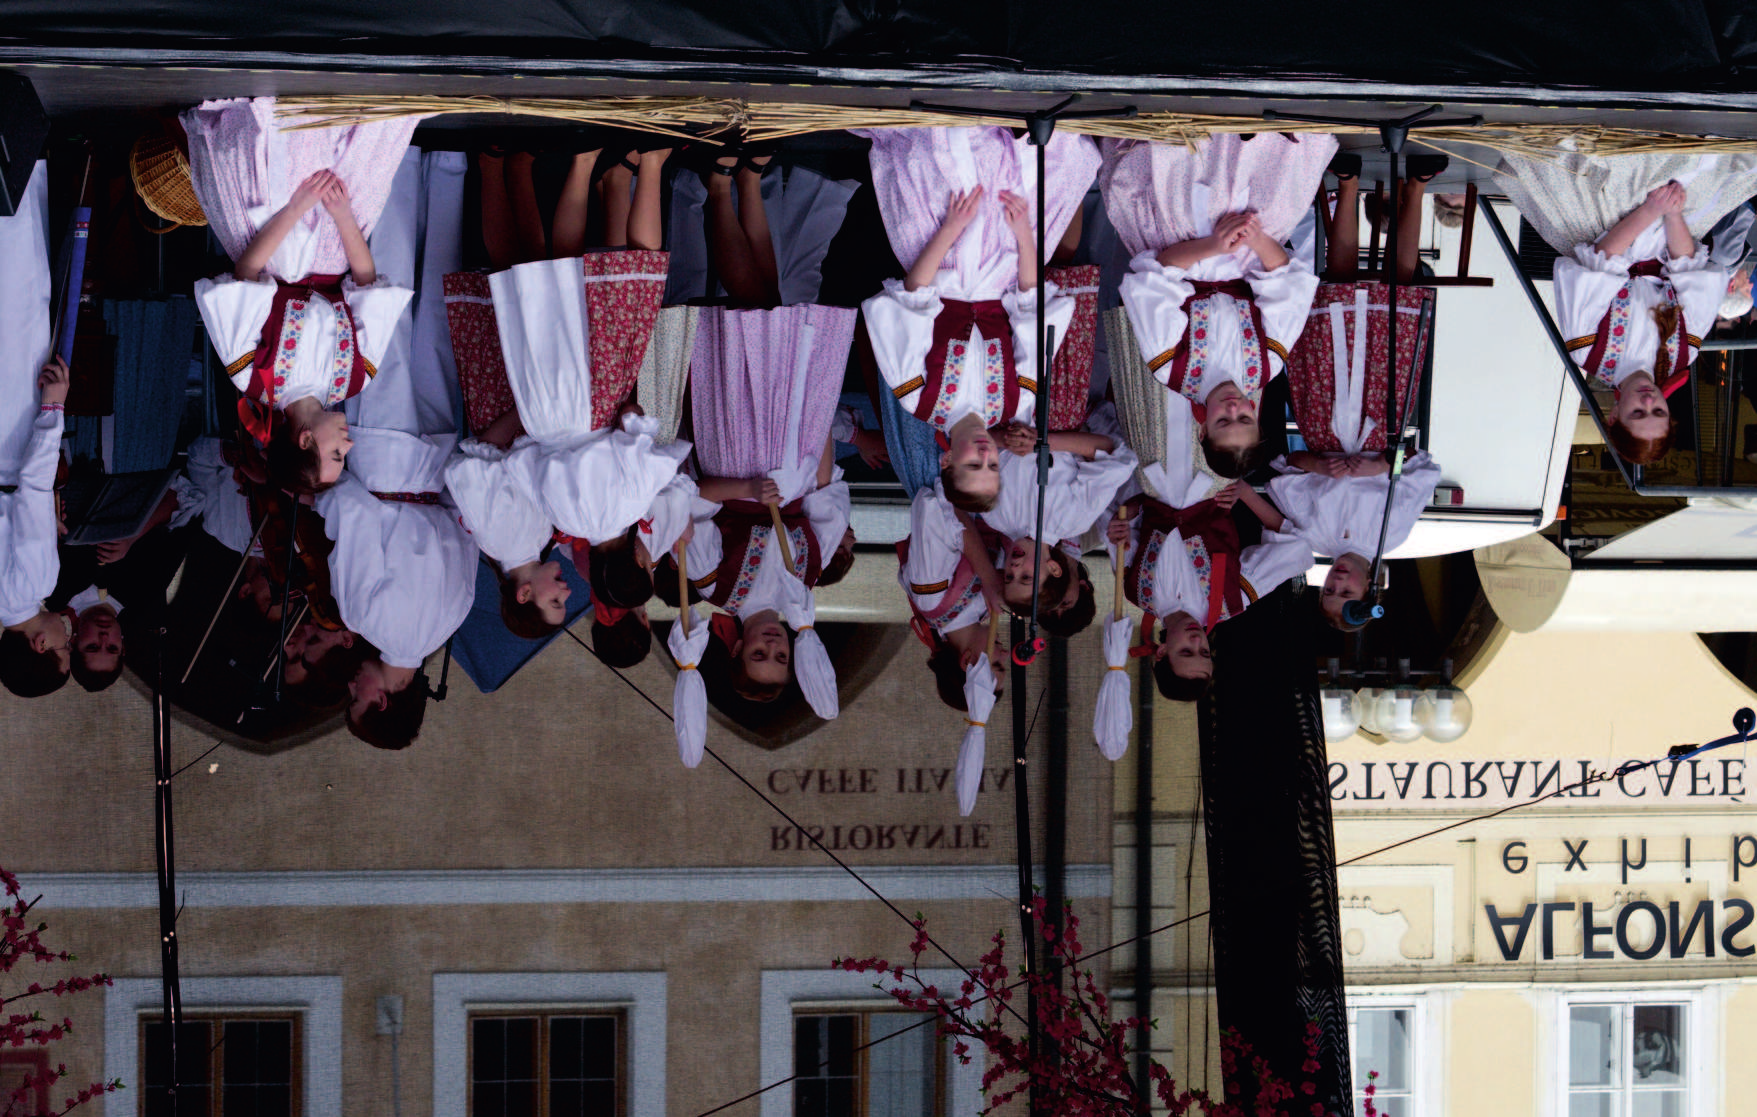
left=1329, top=151, right=1362, bottom=181
left=1405, top=153, right=1449, bottom=182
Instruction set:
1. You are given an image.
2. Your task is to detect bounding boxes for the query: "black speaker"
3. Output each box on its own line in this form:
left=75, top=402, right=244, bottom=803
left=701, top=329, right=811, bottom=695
left=1516, top=215, right=1561, bottom=284
left=0, top=72, right=48, bottom=218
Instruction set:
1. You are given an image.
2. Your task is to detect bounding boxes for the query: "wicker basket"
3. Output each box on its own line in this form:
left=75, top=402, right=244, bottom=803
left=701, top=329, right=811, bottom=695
left=129, top=133, right=207, bottom=232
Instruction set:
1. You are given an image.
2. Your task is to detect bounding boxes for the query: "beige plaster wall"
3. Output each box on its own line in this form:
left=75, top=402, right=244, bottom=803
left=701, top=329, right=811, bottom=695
left=1447, top=989, right=1538, bottom=1117
left=2, top=621, right=1118, bottom=1114
left=0, top=620, right=1114, bottom=874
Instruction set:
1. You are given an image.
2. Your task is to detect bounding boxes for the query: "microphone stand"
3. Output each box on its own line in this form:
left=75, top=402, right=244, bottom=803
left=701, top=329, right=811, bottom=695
left=902, top=95, right=1135, bottom=1117
left=905, top=94, right=1135, bottom=666
left=1258, top=106, right=1476, bottom=626
left=1343, top=297, right=1433, bottom=625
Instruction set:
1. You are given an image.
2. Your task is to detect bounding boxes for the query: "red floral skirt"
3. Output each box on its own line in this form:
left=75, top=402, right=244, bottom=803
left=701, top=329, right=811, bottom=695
left=1044, top=264, right=1099, bottom=432
left=444, top=249, right=670, bottom=435
left=1285, top=282, right=1432, bottom=453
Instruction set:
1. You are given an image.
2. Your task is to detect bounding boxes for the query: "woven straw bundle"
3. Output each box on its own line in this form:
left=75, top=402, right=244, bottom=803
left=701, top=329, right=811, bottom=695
left=275, top=94, right=1757, bottom=166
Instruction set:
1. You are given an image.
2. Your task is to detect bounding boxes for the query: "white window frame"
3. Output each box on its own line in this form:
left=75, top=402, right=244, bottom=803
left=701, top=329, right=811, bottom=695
left=432, top=972, right=665, bottom=1117
left=1345, top=991, right=1434, bottom=1117
left=1551, top=986, right=1712, bottom=1117
left=760, top=969, right=984, bottom=1117
left=103, top=976, right=343, bottom=1117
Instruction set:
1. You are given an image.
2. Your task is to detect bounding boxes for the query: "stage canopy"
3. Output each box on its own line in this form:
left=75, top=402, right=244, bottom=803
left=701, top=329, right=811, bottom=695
left=1, top=0, right=1756, bottom=103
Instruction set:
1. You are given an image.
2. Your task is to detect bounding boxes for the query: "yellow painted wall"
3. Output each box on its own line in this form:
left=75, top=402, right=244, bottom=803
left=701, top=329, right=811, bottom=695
left=1448, top=990, right=1538, bottom=1117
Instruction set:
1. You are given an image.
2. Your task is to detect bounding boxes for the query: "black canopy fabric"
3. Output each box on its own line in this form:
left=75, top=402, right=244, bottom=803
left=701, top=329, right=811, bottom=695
left=1, top=0, right=1755, bottom=96
left=1199, top=584, right=1352, bottom=1113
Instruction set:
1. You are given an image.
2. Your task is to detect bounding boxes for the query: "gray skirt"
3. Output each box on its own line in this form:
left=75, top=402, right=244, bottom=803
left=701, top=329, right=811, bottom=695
left=1493, top=149, right=1757, bottom=255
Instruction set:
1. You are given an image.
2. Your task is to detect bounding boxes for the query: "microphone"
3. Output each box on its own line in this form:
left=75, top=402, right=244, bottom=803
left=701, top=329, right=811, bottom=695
left=1341, top=598, right=1384, bottom=627
left=1012, top=636, right=1046, bottom=666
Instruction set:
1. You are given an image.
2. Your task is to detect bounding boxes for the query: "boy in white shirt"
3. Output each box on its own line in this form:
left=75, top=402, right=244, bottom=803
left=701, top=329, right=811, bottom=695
left=0, top=357, right=70, bottom=697
left=0, top=160, right=66, bottom=699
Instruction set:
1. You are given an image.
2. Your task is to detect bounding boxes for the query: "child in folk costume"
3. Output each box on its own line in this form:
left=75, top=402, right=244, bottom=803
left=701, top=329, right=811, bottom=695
left=442, top=137, right=689, bottom=646
left=682, top=329, right=854, bottom=715
left=318, top=147, right=479, bottom=749
left=319, top=436, right=475, bottom=748
left=662, top=146, right=861, bottom=711
left=1105, top=480, right=1311, bottom=702
left=183, top=98, right=422, bottom=494
left=859, top=126, right=1101, bottom=511
left=897, top=479, right=1016, bottom=814
left=167, top=437, right=289, bottom=627
left=1296, top=149, right=1443, bottom=463
left=444, top=437, right=567, bottom=639
left=980, top=419, right=1134, bottom=639
left=1103, top=307, right=1310, bottom=700
left=1267, top=150, right=1446, bottom=629
left=0, top=160, right=69, bottom=698
left=897, top=482, right=1011, bottom=709
left=1251, top=457, right=1439, bottom=631
left=1098, top=132, right=1336, bottom=478
left=1494, top=151, right=1757, bottom=464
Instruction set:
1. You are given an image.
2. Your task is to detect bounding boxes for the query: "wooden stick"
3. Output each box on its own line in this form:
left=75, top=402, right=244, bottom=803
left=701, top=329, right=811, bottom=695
left=237, top=599, right=310, bottom=726
left=1112, top=511, right=1127, bottom=623
left=769, top=504, right=796, bottom=574
left=181, top=515, right=268, bottom=685
left=676, top=545, right=691, bottom=635
left=260, top=601, right=310, bottom=683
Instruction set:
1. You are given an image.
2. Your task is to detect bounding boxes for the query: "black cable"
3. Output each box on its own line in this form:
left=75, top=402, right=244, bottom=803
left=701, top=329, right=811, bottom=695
left=560, top=624, right=1028, bottom=1030
left=167, top=740, right=226, bottom=783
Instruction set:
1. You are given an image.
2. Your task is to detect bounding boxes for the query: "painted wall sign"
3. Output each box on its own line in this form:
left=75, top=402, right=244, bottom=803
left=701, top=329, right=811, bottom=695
left=1483, top=899, right=1755, bottom=961
left=1329, top=757, right=1746, bottom=808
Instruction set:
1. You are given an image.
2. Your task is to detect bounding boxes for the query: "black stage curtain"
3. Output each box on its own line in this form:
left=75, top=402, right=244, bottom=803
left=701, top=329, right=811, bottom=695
left=1199, top=584, right=1353, bottom=1113
left=0, top=0, right=1754, bottom=94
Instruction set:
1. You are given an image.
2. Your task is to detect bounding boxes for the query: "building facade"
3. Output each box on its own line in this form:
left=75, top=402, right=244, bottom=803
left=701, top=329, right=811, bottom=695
left=2, top=631, right=1116, bottom=1117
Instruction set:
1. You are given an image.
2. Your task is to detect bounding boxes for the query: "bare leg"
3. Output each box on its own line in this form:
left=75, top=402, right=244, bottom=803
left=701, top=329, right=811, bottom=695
left=735, top=157, right=781, bottom=307
left=1327, top=178, right=1360, bottom=281
left=478, top=153, right=517, bottom=271
left=551, top=149, right=601, bottom=260
left=1395, top=176, right=1428, bottom=284
left=626, top=148, right=671, bottom=252
left=705, top=156, right=767, bottom=306
left=506, top=152, right=547, bottom=265
left=601, top=163, right=634, bottom=249
left=1051, top=205, right=1083, bottom=265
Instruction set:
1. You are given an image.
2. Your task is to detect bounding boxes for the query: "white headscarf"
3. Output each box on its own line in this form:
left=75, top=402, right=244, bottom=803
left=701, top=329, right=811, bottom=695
left=668, top=606, right=710, bottom=768
left=955, top=655, right=998, bottom=816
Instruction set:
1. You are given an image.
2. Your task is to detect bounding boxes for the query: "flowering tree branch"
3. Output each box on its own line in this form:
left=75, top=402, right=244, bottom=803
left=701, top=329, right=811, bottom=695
left=2, top=867, right=122, bottom=1117
left=836, top=898, right=1378, bottom=1117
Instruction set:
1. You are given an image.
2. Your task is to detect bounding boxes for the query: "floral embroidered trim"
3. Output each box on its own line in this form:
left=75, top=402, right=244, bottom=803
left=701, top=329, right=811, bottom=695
left=1593, top=279, right=1685, bottom=387
left=726, top=525, right=812, bottom=613
left=928, top=332, right=1010, bottom=432
left=927, top=577, right=985, bottom=635
left=1136, top=529, right=1165, bottom=612
left=1182, top=294, right=1265, bottom=402
left=1183, top=534, right=1239, bottom=625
